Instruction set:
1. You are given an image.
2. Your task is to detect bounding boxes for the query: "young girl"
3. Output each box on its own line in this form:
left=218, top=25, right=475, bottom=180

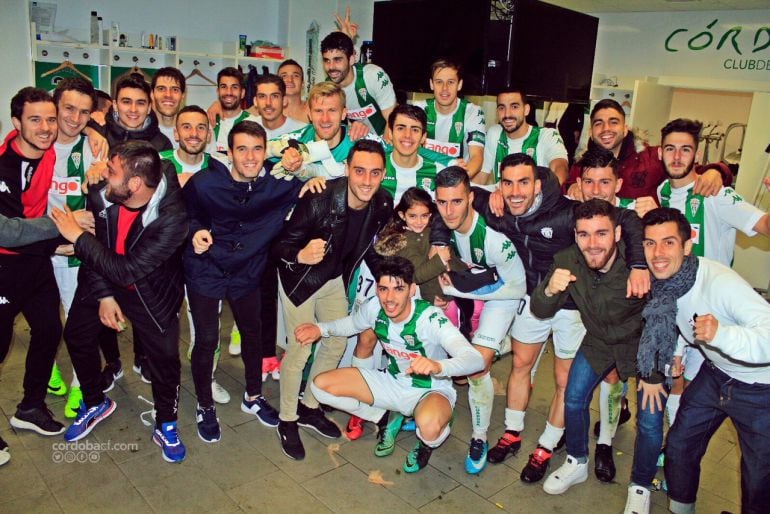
left=374, top=187, right=481, bottom=336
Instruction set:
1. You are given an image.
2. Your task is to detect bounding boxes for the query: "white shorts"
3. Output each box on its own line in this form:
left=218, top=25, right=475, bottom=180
left=510, top=295, right=585, bottom=359
left=682, top=344, right=706, bottom=382
left=53, top=265, right=79, bottom=316
left=360, top=368, right=457, bottom=417
left=472, top=299, right=517, bottom=351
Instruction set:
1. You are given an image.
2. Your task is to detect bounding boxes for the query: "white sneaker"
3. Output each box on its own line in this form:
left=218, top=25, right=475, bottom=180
left=212, top=380, right=231, bottom=404
left=542, top=455, right=588, bottom=495
left=623, top=485, right=650, bottom=514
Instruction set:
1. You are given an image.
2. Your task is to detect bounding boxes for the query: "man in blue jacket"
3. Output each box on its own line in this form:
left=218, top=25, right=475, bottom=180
left=183, top=121, right=301, bottom=443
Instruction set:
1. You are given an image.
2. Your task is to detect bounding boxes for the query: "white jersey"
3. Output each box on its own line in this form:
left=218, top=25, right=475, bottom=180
left=255, top=115, right=307, bottom=139
left=48, top=137, right=95, bottom=269
left=657, top=181, right=764, bottom=266
left=158, top=123, right=177, bottom=149
left=386, top=154, right=449, bottom=204
left=341, top=64, right=396, bottom=134
left=319, top=296, right=484, bottom=390
left=482, top=124, right=567, bottom=178
left=211, top=111, right=260, bottom=154
left=412, top=99, right=486, bottom=160
left=445, top=211, right=526, bottom=301
left=676, top=258, right=770, bottom=384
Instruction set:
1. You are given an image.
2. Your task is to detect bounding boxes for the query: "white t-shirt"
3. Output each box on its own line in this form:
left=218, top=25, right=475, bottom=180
left=255, top=115, right=307, bottom=139
left=211, top=111, right=260, bottom=153
left=657, top=181, right=764, bottom=266
left=158, top=122, right=177, bottom=149
left=48, top=137, right=95, bottom=268
left=341, top=64, right=396, bottom=135
left=482, top=125, right=567, bottom=180
left=412, top=99, right=486, bottom=160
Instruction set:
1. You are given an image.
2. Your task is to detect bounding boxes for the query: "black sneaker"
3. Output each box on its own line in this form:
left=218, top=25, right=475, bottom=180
left=403, top=441, right=433, bottom=473
left=594, top=443, right=616, bottom=482
left=297, top=403, right=341, bottom=438
left=0, top=435, right=8, bottom=467
left=277, top=420, right=305, bottom=460
left=520, top=445, right=553, bottom=483
left=101, top=360, right=124, bottom=393
left=487, top=430, right=522, bottom=464
left=10, top=406, right=65, bottom=436
left=196, top=405, right=221, bottom=443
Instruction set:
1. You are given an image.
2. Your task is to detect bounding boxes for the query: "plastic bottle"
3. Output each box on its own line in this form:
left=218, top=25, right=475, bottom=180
left=111, top=22, right=119, bottom=47
left=90, top=11, right=99, bottom=44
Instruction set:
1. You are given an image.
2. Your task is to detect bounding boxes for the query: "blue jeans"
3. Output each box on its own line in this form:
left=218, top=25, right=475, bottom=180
left=564, top=350, right=665, bottom=489
left=665, top=360, right=770, bottom=514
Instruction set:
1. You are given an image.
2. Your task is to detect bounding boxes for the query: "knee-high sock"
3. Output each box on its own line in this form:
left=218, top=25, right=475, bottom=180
left=598, top=380, right=624, bottom=445
left=417, top=423, right=451, bottom=448
left=666, top=393, right=681, bottom=427
left=468, top=373, right=493, bottom=441
left=309, top=381, right=384, bottom=422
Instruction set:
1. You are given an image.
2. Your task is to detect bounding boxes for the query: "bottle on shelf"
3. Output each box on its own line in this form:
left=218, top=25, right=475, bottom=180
left=90, top=11, right=99, bottom=45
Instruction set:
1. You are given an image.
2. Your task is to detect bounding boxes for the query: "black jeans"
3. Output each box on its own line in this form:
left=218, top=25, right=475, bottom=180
left=0, top=255, right=62, bottom=410
left=188, top=287, right=263, bottom=407
left=64, top=284, right=181, bottom=424
left=259, top=253, right=279, bottom=359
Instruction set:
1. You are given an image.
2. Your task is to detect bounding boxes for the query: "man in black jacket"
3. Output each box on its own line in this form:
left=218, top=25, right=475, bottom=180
left=273, top=139, right=392, bottom=460
left=51, top=141, right=189, bottom=463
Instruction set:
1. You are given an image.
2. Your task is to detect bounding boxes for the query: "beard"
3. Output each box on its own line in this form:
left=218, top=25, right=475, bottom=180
left=106, top=183, right=132, bottom=204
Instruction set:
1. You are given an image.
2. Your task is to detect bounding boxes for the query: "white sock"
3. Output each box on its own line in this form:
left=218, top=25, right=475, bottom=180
left=504, top=408, right=525, bottom=432
left=598, top=380, right=624, bottom=445
left=538, top=421, right=564, bottom=451
left=417, top=423, right=451, bottom=448
left=667, top=394, right=681, bottom=427
left=351, top=355, right=374, bottom=370
left=468, top=373, right=493, bottom=441
left=70, top=369, right=80, bottom=388
left=309, top=381, right=385, bottom=422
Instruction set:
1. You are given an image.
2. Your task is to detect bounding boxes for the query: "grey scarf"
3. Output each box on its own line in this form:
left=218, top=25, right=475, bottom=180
left=638, top=254, right=699, bottom=385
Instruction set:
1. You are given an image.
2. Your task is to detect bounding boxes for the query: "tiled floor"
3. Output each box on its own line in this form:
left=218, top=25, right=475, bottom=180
left=1, top=309, right=742, bottom=513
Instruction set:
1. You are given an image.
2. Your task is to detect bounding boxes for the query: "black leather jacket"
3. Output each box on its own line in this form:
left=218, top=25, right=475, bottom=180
left=74, top=167, right=188, bottom=333
left=273, top=177, right=392, bottom=306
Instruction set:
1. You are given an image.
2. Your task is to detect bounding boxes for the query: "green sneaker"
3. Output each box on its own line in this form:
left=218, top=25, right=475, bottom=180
left=229, top=329, right=241, bottom=356
left=374, top=412, right=404, bottom=458
left=403, top=441, right=433, bottom=473
left=47, top=363, right=67, bottom=396
left=65, top=386, right=83, bottom=418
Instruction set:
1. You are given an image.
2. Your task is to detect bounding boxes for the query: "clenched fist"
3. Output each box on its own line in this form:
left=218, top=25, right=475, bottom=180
left=545, top=268, right=576, bottom=297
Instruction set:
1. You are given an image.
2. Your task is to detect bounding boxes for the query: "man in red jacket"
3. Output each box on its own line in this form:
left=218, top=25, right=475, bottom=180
left=0, top=87, right=67, bottom=441
left=565, top=99, right=731, bottom=200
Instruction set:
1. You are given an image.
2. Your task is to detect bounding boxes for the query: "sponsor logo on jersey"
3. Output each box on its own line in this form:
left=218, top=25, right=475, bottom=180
left=347, top=104, right=377, bottom=120
left=690, top=223, right=701, bottom=244
left=50, top=177, right=82, bottom=196
left=424, top=138, right=460, bottom=157
left=0, top=181, right=9, bottom=193
left=382, top=343, right=420, bottom=360
left=540, top=227, right=553, bottom=239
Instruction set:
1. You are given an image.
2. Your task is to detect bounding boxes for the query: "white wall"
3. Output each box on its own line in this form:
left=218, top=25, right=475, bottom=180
left=0, top=0, right=33, bottom=133
left=593, top=10, right=770, bottom=92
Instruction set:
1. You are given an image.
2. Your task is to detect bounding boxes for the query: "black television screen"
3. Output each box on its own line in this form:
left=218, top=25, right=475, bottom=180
left=372, top=0, right=598, bottom=103
left=372, top=0, right=489, bottom=98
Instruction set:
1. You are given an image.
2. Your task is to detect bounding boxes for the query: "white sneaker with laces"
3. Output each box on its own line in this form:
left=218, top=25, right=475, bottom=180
left=542, top=455, right=588, bottom=495
left=212, top=380, right=231, bottom=404
left=623, top=485, right=651, bottom=514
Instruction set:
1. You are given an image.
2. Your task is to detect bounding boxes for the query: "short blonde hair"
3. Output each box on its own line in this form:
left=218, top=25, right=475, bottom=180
left=307, top=81, right=346, bottom=108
